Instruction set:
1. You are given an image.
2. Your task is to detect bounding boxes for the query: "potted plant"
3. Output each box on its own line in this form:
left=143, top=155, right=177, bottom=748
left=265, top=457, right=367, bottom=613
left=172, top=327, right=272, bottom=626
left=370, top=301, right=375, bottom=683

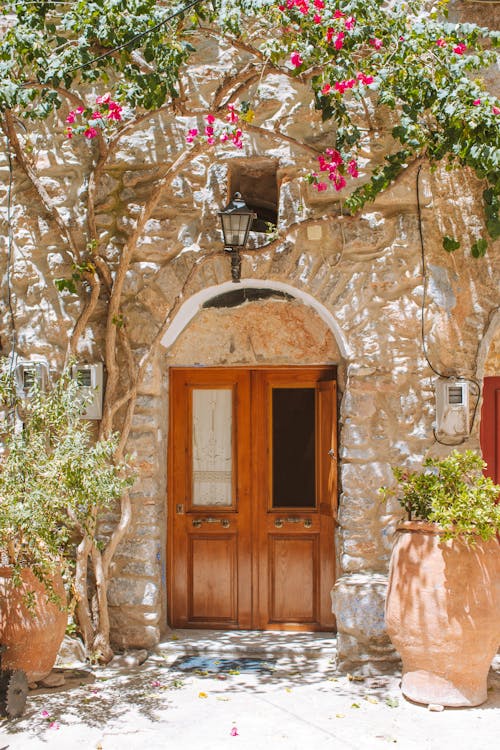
left=0, top=364, right=132, bottom=685
left=381, top=450, right=500, bottom=707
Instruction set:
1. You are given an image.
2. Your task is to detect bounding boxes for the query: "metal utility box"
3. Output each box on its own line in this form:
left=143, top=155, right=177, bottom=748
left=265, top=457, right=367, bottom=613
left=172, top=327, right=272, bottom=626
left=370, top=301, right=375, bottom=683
left=71, top=363, right=104, bottom=420
left=15, top=360, right=50, bottom=397
left=435, top=378, right=469, bottom=438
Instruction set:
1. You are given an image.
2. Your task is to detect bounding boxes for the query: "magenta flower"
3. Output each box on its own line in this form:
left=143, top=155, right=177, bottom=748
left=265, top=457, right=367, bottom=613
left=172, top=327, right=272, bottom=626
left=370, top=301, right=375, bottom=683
left=230, top=727, right=239, bottom=736
left=347, top=159, right=359, bottom=178
left=332, top=173, right=347, bottom=191
left=206, top=114, right=216, bottom=124
left=96, top=92, right=111, bottom=105
left=226, top=104, right=239, bottom=124
left=186, top=128, right=198, bottom=143
left=321, top=83, right=331, bottom=95
left=333, top=9, right=344, bottom=18
left=453, top=43, right=466, bottom=55
left=290, top=51, right=303, bottom=67
left=314, top=181, right=328, bottom=191
left=334, top=32, right=345, bottom=50
left=313, top=13, right=322, bottom=23
left=313, top=0, right=324, bottom=7
left=357, top=72, right=374, bottom=85
left=472, top=99, right=481, bottom=106
left=370, top=38, right=383, bottom=50
left=84, top=127, right=98, bottom=139
left=41, top=710, right=50, bottom=718
left=65, top=126, right=73, bottom=139
left=493, top=106, right=500, bottom=115
left=325, top=148, right=343, bottom=166
left=76, top=106, right=85, bottom=114
left=91, top=111, right=103, bottom=119
left=66, top=111, right=76, bottom=124
left=344, top=16, right=356, bottom=30
left=436, top=38, right=446, bottom=48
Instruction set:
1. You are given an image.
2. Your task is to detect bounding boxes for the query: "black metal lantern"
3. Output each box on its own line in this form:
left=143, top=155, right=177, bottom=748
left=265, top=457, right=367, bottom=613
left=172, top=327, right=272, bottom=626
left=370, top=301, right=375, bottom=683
left=218, top=192, right=256, bottom=282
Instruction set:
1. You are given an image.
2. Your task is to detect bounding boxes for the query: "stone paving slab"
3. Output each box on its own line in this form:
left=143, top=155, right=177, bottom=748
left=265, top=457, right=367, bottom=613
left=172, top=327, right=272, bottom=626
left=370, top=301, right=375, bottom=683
left=0, top=633, right=499, bottom=750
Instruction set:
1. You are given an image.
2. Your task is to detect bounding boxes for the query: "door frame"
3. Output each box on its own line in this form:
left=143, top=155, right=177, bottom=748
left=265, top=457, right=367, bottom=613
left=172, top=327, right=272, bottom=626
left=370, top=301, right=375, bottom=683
left=167, top=364, right=338, bottom=630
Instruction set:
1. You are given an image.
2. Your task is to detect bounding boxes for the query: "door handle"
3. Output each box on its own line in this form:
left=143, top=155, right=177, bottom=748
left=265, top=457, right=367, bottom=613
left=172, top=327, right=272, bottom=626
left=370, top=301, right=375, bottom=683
left=274, top=518, right=312, bottom=528
left=192, top=517, right=230, bottom=528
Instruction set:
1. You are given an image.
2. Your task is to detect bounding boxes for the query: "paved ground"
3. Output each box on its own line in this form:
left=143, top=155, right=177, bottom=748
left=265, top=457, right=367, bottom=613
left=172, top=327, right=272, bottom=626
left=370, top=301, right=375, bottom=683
left=1, top=631, right=499, bottom=750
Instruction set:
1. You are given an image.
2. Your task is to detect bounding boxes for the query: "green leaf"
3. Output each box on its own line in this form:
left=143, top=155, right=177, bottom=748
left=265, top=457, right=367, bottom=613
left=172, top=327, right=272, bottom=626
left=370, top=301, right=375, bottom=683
left=442, top=236, right=460, bottom=252
left=471, top=238, right=488, bottom=257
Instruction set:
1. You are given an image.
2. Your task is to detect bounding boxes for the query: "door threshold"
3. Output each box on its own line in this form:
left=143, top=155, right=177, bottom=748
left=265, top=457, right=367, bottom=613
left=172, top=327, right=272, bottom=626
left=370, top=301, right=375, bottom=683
left=154, top=629, right=336, bottom=659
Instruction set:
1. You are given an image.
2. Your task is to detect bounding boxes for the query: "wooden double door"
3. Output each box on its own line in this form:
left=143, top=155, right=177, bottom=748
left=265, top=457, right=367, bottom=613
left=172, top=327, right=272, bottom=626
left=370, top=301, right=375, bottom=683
left=168, top=366, right=337, bottom=631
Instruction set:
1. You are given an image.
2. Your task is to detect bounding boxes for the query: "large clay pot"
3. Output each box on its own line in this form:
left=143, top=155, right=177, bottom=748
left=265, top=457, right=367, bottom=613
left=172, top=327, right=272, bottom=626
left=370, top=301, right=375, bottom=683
left=0, top=567, right=67, bottom=682
left=385, top=521, right=500, bottom=707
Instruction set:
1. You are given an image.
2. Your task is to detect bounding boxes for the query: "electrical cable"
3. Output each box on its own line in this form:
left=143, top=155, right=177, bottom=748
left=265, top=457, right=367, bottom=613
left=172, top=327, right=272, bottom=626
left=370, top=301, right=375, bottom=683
left=6, top=140, right=17, bottom=373
left=416, top=164, right=482, bottom=445
left=64, top=0, right=204, bottom=74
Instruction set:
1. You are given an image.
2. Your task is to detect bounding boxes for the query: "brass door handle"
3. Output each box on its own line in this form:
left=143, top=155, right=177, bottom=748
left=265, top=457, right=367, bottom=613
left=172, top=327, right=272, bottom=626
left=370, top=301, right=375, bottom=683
left=275, top=518, right=312, bottom=528
left=192, top=517, right=230, bottom=528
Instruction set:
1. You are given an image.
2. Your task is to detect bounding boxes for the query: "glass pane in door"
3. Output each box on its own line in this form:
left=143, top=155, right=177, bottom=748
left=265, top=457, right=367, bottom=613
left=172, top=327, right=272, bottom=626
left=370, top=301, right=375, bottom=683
left=272, top=388, right=316, bottom=508
left=192, top=388, right=233, bottom=506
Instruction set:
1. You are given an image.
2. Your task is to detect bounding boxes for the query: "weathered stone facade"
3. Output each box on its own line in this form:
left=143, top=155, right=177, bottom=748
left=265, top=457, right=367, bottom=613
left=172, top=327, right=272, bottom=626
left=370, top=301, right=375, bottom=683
left=1, top=2, right=498, bottom=667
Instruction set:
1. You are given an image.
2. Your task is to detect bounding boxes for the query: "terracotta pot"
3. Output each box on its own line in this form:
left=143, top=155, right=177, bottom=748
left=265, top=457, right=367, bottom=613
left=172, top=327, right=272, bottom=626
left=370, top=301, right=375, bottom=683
left=385, top=521, right=500, bottom=707
left=0, top=567, right=67, bottom=682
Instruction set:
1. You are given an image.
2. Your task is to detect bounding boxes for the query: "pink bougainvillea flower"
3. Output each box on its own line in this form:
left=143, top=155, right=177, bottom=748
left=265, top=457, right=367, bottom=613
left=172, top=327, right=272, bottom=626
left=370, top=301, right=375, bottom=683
left=332, top=173, right=347, bottom=191
left=357, top=72, right=374, bottom=85
left=278, top=3, right=285, bottom=9
left=206, top=113, right=216, bottom=124
left=205, top=125, right=214, bottom=136
left=325, top=148, right=343, bottom=166
left=334, top=32, right=345, bottom=50
left=226, top=104, right=239, bottom=123
left=370, top=38, right=383, bottom=49
left=313, top=13, right=322, bottom=23
left=41, top=710, right=50, bottom=718
left=436, top=38, right=447, bottom=47
left=84, top=127, right=98, bottom=139
left=313, top=0, right=324, bottom=8
left=91, top=111, right=103, bottom=119
left=76, top=106, right=85, bottom=114
left=49, top=722, right=60, bottom=730
left=290, top=51, right=303, bottom=67
left=66, top=111, right=76, bottom=124
left=186, top=128, right=198, bottom=143
left=453, top=43, right=466, bottom=54
left=493, top=106, right=500, bottom=115
left=65, top=126, right=73, bottom=139
left=326, top=27, right=334, bottom=43
left=107, top=107, right=122, bottom=121
left=314, top=181, right=328, bottom=191
left=220, top=131, right=229, bottom=142
left=344, top=16, right=356, bottom=30
left=333, top=9, right=345, bottom=18
left=347, top=159, right=359, bottom=178
left=321, top=83, right=331, bottom=95
left=230, top=727, right=239, bottom=736
left=472, top=99, right=481, bottom=106
left=96, top=92, right=111, bottom=105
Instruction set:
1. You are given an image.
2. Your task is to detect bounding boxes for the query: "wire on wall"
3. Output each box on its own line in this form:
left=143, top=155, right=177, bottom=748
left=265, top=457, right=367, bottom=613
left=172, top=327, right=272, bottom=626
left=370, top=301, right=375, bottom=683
left=416, top=164, right=481, bottom=446
left=5, top=139, right=17, bottom=373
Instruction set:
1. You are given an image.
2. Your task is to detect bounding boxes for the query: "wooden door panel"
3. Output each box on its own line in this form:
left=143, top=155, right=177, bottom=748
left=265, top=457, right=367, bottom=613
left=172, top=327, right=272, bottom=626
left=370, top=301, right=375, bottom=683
left=253, top=368, right=337, bottom=631
left=268, top=535, right=318, bottom=623
left=481, top=377, right=500, bottom=484
left=189, top=534, right=237, bottom=623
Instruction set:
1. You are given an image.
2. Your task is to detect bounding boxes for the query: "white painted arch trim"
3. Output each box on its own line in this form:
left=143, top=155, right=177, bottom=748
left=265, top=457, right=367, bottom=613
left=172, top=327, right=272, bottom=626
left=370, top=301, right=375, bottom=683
left=160, top=279, right=352, bottom=359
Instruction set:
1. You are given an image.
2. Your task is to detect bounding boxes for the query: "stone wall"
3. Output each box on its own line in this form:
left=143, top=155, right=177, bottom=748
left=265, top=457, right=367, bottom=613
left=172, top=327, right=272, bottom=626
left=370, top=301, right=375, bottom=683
left=1, top=14, right=499, bottom=667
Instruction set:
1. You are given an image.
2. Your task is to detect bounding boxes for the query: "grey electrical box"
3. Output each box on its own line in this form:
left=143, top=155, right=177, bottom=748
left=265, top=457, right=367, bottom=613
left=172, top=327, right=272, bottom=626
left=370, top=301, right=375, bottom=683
left=15, top=360, right=50, bottom=397
left=71, top=363, right=104, bottom=420
left=435, top=378, right=469, bottom=438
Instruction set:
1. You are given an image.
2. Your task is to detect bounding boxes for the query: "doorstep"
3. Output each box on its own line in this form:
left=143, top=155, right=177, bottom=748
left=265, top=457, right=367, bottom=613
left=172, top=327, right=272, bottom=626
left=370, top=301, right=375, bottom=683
left=152, top=629, right=336, bottom=660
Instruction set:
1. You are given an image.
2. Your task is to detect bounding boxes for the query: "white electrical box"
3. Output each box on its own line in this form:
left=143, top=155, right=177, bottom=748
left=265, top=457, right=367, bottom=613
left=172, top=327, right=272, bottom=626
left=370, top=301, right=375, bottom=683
left=71, top=363, right=104, bottom=420
left=435, top=378, right=469, bottom=438
left=15, top=359, right=50, bottom=397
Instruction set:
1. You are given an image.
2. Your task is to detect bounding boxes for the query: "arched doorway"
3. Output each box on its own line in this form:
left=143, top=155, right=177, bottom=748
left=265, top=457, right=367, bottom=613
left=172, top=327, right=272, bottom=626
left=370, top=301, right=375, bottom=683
left=163, top=284, right=345, bottom=631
